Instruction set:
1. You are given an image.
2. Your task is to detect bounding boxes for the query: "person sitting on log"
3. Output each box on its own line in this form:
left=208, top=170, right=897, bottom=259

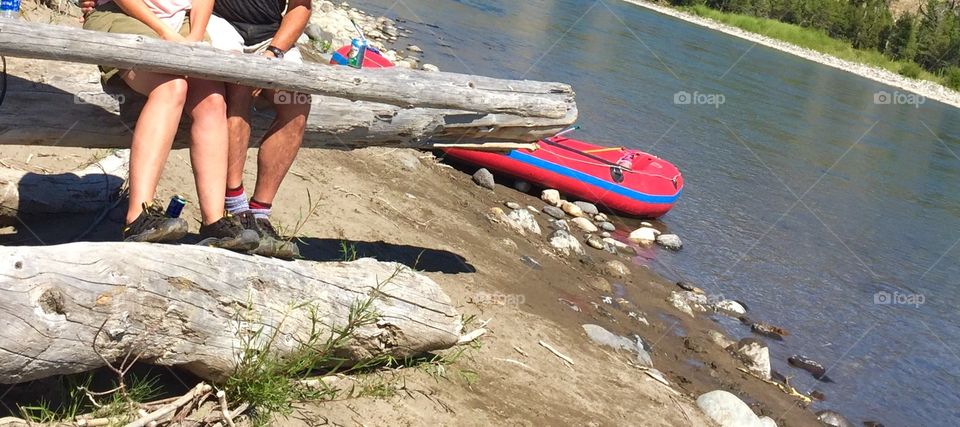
left=83, top=0, right=260, bottom=251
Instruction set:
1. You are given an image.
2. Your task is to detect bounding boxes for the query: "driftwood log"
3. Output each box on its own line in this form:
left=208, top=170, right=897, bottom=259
left=0, top=243, right=462, bottom=383
left=0, top=20, right=575, bottom=119
left=0, top=61, right=576, bottom=148
left=0, top=149, right=128, bottom=223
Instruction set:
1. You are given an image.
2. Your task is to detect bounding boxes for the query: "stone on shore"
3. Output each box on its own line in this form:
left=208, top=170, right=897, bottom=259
left=561, top=201, right=584, bottom=217
left=594, top=213, right=608, bottom=222
left=422, top=63, right=440, bottom=72
left=715, top=300, right=747, bottom=315
left=571, top=217, right=598, bottom=232
left=817, top=411, right=855, bottom=427
left=602, top=260, right=630, bottom=278
left=542, top=205, right=566, bottom=220
left=707, top=330, right=736, bottom=349
left=588, top=277, right=612, bottom=293
left=472, top=168, right=495, bottom=189
left=549, top=229, right=584, bottom=256
left=541, top=189, right=561, bottom=206
left=732, top=338, right=771, bottom=380
left=656, top=233, right=683, bottom=250
left=407, top=44, right=423, bottom=53
left=599, top=221, right=616, bottom=232
left=697, top=390, right=774, bottom=427
left=504, top=201, right=521, bottom=210
left=629, top=227, right=660, bottom=244
left=582, top=324, right=653, bottom=367
left=573, top=201, right=599, bottom=216
left=585, top=235, right=604, bottom=250
left=548, top=219, right=570, bottom=232
left=668, top=291, right=709, bottom=317
left=506, top=209, right=541, bottom=235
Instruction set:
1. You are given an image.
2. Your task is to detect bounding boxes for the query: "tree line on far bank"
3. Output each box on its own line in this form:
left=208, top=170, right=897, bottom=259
left=669, top=0, right=960, bottom=89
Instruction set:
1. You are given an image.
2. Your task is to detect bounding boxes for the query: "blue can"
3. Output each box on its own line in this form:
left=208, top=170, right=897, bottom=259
left=0, top=0, right=21, bottom=19
left=165, top=195, right=188, bottom=218
left=347, top=38, right=367, bottom=69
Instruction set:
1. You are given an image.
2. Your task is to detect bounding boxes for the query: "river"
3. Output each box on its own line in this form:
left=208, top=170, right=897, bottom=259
left=350, top=0, right=960, bottom=425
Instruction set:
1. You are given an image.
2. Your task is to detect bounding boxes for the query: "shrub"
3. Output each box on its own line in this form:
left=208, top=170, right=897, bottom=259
left=898, top=62, right=922, bottom=79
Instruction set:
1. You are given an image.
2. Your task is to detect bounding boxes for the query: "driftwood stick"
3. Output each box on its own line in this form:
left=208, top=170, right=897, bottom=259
left=125, top=383, right=211, bottom=427
left=456, top=328, right=487, bottom=345
left=538, top=340, right=575, bottom=366
left=215, top=390, right=237, bottom=427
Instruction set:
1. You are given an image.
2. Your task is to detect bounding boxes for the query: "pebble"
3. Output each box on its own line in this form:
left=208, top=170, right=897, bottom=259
left=751, top=322, right=789, bottom=341
left=540, top=189, right=561, bottom=206
left=571, top=217, right=598, bottom=232
left=628, top=227, right=660, bottom=244
left=548, top=219, right=570, bottom=232
left=788, top=355, right=832, bottom=382
left=585, top=235, right=604, bottom=250
left=542, top=205, right=566, bottom=220
left=561, top=201, right=584, bottom=217
left=548, top=229, right=584, bottom=256
left=422, top=63, right=440, bottom=72
left=513, top=180, right=531, bottom=192
left=582, top=324, right=653, bottom=367
left=602, top=260, right=630, bottom=278
left=641, top=221, right=653, bottom=227
left=600, top=231, right=611, bottom=238
left=599, top=221, right=616, bottom=232
left=732, top=338, right=771, bottom=380
left=573, top=201, right=599, bottom=216
left=668, top=292, right=695, bottom=317
left=520, top=255, right=542, bottom=270
left=706, top=330, right=735, bottom=349
left=656, top=233, right=683, bottom=250
left=526, top=205, right=540, bottom=214
left=594, top=213, right=608, bottom=222
left=817, top=411, right=855, bottom=427
left=587, top=276, right=612, bottom=293
left=504, top=201, right=521, bottom=210
left=407, top=44, right=423, bottom=53
left=506, top=209, right=541, bottom=235
left=697, top=390, right=777, bottom=427
left=714, top=299, right=747, bottom=315
left=472, top=168, right=495, bottom=189
left=499, top=238, right=517, bottom=250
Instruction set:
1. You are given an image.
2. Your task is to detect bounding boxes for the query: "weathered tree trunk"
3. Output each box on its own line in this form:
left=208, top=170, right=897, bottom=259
left=0, top=62, right=576, bottom=148
left=0, top=243, right=462, bottom=384
left=0, top=20, right=575, bottom=118
left=0, top=150, right=128, bottom=223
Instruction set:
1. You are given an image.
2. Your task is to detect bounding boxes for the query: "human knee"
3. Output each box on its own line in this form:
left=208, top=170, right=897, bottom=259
left=154, top=77, right=189, bottom=105
left=192, top=91, right=228, bottom=122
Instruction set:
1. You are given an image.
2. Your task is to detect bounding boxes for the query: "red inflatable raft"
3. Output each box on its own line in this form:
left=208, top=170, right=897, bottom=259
left=445, top=137, right=683, bottom=218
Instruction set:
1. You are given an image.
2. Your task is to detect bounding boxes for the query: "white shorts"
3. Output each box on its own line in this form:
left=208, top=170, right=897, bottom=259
left=206, top=15, right=303, bottom=64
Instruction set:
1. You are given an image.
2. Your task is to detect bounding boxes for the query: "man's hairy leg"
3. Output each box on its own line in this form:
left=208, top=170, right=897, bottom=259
left=225, top=83, right=255, bottom=191
left=252, top=89, right=310, bottom=206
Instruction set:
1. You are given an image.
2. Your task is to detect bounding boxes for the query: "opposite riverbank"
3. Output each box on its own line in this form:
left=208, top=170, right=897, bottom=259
left=622, top=0, right=960, bottom=109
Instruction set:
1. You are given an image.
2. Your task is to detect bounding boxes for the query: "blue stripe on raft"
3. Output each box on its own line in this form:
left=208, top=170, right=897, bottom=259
left=507, top=151, right=682, bottom=204
left=331, top=52, right=349, bottom=65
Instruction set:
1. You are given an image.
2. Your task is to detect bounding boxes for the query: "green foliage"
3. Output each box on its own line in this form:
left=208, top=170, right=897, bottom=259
left=887, top=13, right=920, bottom=60
left=899, top=62, right=923, bottom=78
left=943, top=66, right=960, bottom=89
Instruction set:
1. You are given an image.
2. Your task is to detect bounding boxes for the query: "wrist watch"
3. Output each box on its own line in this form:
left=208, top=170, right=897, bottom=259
left=265, top=45, right=285, bottom=59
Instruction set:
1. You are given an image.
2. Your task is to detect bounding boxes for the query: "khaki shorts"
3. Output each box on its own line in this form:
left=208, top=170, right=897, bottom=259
left=205, top=14, right=303, bottom=64
left=83, top=2, right=205, bottom=85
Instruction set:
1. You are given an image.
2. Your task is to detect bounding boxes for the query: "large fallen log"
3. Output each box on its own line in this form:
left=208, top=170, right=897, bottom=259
left=0, top=20, right=575, bottom=119
left=0, top=243, right=462, bottom=383
left=0, top=63, right=576, bottom=148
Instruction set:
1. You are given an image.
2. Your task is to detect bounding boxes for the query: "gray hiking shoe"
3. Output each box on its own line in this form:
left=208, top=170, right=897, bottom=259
left=236, top=211, right=300, bottom=259
left=123, top=202, right=188, bottom=243
left=197, top=214, right=260, bottom=252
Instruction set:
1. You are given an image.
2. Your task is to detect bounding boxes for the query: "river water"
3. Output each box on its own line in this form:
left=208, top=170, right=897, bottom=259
left=350, top=0, right=960, bottom=425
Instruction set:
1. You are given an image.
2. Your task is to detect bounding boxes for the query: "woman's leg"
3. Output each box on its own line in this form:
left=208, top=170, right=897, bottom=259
left=184, top=78, right=229, bottom=225
left=120, top=70, right=189, bottom=225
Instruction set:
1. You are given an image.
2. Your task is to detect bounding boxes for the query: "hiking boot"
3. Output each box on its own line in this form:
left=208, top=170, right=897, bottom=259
left=123, top=202, right=188, bottom=243
left=236, top=211, right=301, bottom=259
left=197, top=214, right=260, bottom=252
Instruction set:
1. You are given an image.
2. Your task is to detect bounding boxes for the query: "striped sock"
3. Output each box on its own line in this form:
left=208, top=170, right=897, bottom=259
left=249, top=198, right=272, bottom=220
left=225, top=185, right=249, bottom=214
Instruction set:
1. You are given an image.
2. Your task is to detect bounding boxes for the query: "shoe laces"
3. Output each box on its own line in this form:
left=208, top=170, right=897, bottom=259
left=256, top=218, right=284, bottom=241
left=138, top=202, right=171, bottom=229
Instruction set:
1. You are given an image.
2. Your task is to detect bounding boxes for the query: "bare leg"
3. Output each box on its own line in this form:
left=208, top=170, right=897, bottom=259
left=185, top=78, right=229, bottom=225
left=225, top=83, right=255, bottom=191
left=252, top=90, right=310, bottom=205
left=120, top=70, right=188, bottom=224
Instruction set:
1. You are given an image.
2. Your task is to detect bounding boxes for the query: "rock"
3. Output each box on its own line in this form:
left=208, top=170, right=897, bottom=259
left=541, top=189, right=561, bottom=206
left=499, top=238, right=517, bottom=251
left=668, top=292, right=695, bottom=317
left=582, top=324, right=653, bottom=367
left=706, top=330, right=735, bottom=349
left=571, top=217, right=599, bottom=232
left=561, top=201, right=584, bottom=217
left=641, top=221, right=653, bottom=227
left=715, top=300, right=747, bottom=315
left=628, top=227, right=660, bottom=244
left=506, top=209, right=541, bottom=235
left=696, top=390, right=768, bottom=427
left=542, top=205, right=566, bottom=219
left=573, top=201, right=599, bottom=216
left=751, top=322, right=789, bottom=341
left=520, top=255, right=542, bottom=270
left=394, top=149, right=422, bottom=171
left=407, top=44, right=423, bottom=53
left=816, top=411, right=855, bottom=427
left=318, top=0, right=335, bottom=13
left=587, top=277, right=612, bottom=293
left=586, top=235, right=604, bottom=250
left=810, top=390, right=826, bottom=401
left=757, top=417, right=778, bottom=427
left=600, top=231, right=611, bottom=238
left=548, top=219, right=570, bottom=232
left=472, top=168, right=495, bottom=189
left=505, top=201, right=521, bottom=210
left=602, top=260, right=630, bottom=278
left=422, top=63, right=440, bottom=72
left=304, top=24, right=325, bottom=41
left=549, top=230, right=584, bottom=256
left=732, top=338, right=771, bottom=380
left=513, top=180, right=531, bottom=192
left=599, top=221, right=616, bottom=232
left=381, top=25, right=398, bottom=38
left=394, top=60, right=413, bottom=69
left=656, top=233, right=683, bottom=250
left=788, top=355, right=832, bottom=382
left=594, top=213, right=608, bottom=222
left=526, top=205, right=540, bottom=214
left=488, top=207, right=504, bottom=217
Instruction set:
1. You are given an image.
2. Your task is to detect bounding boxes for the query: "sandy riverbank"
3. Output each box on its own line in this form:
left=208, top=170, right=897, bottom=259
left=621, top=0, right=960, bottom=109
